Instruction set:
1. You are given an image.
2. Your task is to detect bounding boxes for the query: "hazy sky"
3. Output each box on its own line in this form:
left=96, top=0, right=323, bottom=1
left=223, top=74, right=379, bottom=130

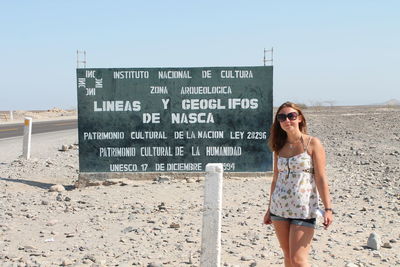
left=1, top=1, right=399, bottom=110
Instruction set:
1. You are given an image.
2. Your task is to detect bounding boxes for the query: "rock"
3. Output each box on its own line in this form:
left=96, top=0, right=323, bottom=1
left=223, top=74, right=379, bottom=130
left=21, top=245, right=36, bottom=252
left=157, top=202, right=167, bottom=211
left=46, top=219, right=58, bottom=226
left=241, top=256, right=252, bottom=261
left=82, top=254, right=96, bottom=263
left=45, top=159, right=54, bottom=166
left=185, top=177, right=196, bottom=183
left=65, top=232, right=75, bottom=238
left=169, top=222, right=180, bottom=229
left=86, top=181, right=102, bottom=186
left=120, top=179, right=134, bottom=186
left=147, top=263, right=163, bottom=267
left=49, top=184, right=65, bottom=192
left=102, top=179, right=121, bottom=186
left=345, top=263, right=359, bottom=267
left=61, top=258, right=74, bottom=266
left=382, top=242, right=392, bottom=248
left=68, top=144, right=76, bottom=150
left=56, top=194, right=64, bottom=201
left=60, top=145, right=69, bottom=151
left=367, top=232, right=381, bottom=250
left=372, top=251, right=381, bottom=258
left=155, top=176, right=171, bottom=183
left=196, top=177, right=205, bottom=182
left=122, top=226, right=136, bottom=233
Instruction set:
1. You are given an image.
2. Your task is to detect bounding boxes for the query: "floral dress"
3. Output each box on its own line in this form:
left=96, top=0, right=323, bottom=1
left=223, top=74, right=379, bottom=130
left=270, top=138, right=319, bottom=219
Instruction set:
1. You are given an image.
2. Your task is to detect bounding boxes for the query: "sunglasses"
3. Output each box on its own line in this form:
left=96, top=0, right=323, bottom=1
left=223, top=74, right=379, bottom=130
left=276, top=112, right=299, bottom=122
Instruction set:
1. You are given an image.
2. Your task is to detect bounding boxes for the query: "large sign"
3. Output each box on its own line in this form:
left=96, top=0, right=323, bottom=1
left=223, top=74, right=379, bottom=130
left=77, top=66, right=273, bottom=173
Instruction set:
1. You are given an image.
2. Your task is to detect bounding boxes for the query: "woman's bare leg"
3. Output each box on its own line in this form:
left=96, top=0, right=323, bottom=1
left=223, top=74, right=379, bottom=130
left=272, top=220, right=292, bottom=267
left=289, top=224, right=314, bottom=267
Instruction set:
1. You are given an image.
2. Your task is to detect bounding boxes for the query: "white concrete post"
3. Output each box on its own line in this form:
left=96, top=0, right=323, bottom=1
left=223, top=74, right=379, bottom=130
left=200, top=163, right=223, bottom=267
left=9, top=110, right=13, bottom=121
left=22, top=117, right=32, bottom=159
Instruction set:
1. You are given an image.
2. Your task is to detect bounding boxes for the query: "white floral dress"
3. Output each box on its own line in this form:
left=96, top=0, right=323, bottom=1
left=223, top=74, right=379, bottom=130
left=270, top=138, right=319, bottom=219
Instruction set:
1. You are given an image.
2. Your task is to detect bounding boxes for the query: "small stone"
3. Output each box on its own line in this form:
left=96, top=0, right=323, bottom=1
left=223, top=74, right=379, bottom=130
left=372, top=251, right=381, bottom=258
left=65, top=232, right=75, bottom=238
left=46, top=219, right=58, bottom=226
left=87, top=181, right=102, bottom=186
left=68, top=144, right=76, bottom=150
left=61, top=258, right=74, bottom=266
left=185, top=178, right=196, bottom=183
left=103, top=179, right=120, bottom=186
left=345, top=263, right=359, bottom=267
left=22, top=245, right=36, bottom=252
left=155, top=176, right=171, bottom=183
left=60, top=145, right=69, bottom=151
left=367, top=232, right=381, bottom=250
left=147, top=263, right=163, bottom=267
left=241, top=256, right=251, bottom=261
left=196, top=177, right=205, bottom=182
left=49, top=184, right=65, bottom=192
left=157, top=202, right=167, bottom=211
left=169, top=222, right=180, bottom=229
left=120, top=179, right=134, bottom=186
left=82, top=254, right=96, bottom=262
left=382, top=242, right=392, bottom=249
left=41, top=200, right=49, bottom=205
left=122, top=226, right=135, bottom=233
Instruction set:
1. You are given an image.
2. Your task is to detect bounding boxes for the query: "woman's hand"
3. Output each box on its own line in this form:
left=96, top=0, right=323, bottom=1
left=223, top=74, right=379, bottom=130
left=323, top=210, right=333, bottom=229
left=263, top=209, right=272, bottom=225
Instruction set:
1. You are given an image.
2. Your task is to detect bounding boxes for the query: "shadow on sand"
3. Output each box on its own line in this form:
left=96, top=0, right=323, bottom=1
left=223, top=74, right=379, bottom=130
left=0, top=177, right=75, bottom=191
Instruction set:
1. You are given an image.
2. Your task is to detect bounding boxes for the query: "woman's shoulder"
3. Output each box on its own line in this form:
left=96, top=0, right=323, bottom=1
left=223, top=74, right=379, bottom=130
left=302, top=134, right=321, bottom=144
left=303, top=135, right=324, bottom=152
left=307, top=135, right=325, bottom=155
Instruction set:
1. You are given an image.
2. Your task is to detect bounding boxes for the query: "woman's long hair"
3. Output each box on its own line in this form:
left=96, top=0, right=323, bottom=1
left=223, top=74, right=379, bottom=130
left=268, top=101, right=308, bottom=152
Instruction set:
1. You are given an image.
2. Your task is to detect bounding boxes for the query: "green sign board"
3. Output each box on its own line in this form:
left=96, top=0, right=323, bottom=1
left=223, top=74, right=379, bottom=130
left=77, top=66, right=273, bottom=173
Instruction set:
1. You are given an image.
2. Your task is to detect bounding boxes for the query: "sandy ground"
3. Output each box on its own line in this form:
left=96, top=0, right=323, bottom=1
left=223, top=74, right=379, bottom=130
left=0, top=106, right=400, bottom=267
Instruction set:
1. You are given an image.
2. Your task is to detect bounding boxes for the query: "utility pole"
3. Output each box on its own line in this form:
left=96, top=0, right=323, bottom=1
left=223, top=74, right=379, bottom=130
left=77, top=50, right=87, bottom=68
left=263, top=47, right=273, bottom=66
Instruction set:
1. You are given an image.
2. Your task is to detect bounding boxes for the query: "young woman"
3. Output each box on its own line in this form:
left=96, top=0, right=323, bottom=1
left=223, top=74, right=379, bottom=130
left=263, top=101, right=333, bottom=267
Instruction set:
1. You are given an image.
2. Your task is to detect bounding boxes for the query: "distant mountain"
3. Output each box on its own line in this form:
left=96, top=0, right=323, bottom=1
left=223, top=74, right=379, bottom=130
left=371, top=99, right=400, bottom=106
left=381, top=99, right=400, bottom=106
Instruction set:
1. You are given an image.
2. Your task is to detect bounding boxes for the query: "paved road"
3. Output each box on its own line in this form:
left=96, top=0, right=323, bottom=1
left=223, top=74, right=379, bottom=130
left=0, top=119, right=77, bottom=139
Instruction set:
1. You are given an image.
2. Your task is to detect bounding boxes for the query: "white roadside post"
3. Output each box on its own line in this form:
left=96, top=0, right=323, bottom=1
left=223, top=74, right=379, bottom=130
left=9, top=110, right=13, bottom=121
left=22, top=117, right=32, bottom=159
left=200, top=163, right=223, bottom=267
